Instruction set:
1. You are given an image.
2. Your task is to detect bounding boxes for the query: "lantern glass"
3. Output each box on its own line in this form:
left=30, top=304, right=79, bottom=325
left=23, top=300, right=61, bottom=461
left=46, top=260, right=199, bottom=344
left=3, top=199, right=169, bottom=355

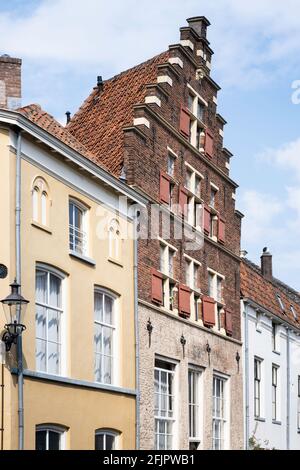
left=2, top=301, right=28, bottom=326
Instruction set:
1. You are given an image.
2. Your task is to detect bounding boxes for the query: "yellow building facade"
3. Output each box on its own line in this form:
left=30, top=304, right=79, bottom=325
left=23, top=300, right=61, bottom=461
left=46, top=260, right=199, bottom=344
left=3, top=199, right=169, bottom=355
left=0, top=109, right=145, bottom=450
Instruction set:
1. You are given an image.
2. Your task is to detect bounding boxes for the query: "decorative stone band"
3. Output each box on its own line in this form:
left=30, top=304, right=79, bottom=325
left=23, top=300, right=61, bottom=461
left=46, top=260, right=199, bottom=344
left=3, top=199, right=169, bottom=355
left=145, top=96, right=161, bottom=107
left=180, top=39, right=194, bottom=51
left=157, top=75, right=173, bottom=87
left=133, top=117, right=150, bottom=128
left=168, top=57, right=184, bottom=69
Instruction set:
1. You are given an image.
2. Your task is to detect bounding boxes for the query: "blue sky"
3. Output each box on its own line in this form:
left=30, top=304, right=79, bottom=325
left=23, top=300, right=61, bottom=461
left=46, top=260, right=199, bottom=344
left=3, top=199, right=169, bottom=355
left=1, top=0, right=300, bottom=289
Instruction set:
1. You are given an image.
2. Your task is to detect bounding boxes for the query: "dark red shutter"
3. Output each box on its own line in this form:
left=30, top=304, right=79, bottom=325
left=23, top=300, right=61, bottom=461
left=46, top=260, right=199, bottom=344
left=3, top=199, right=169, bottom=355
left=225, top=308, right=233, bottom=336
left=180, top=107, right=190, bottom=138
left=160, top=171, right=170, bottom=204
left=178, top=284, right=191, bottom=318
left=151, top=269, right=163, bottom=304
left=202, top=295, right=216, bottom=327
left=218, top=217, right=225, bottom=244
left=203, top=205, right=211, bottom=234
left=179, top=186, right=189, bottom=216
left=205, top=130, right=214, bottom=157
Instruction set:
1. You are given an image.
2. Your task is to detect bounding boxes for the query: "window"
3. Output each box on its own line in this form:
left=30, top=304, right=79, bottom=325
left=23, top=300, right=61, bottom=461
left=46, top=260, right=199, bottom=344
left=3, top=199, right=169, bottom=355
left=94, top=290, right=116, bottom=385
left=290, top=305, right=298, bottom=321
left=160, top=242, right=177, bottom=310
left=69, top=199, right=87, bottom=255
left=212, top=376, right=227, bottom=450
left=210, top=186, right=218, bottom=209
left=254, top=358, right=262, bottom=418
left=297, top=376, right=300, bottom=430
left=36, top=425, right=65, bottom=450
left=187, top=90, right=205, bottom=150
left=154, top=359, right=175, bottom=450
left=35, top=268, right=63, bottom=375
left=184, top=164, right=203, bottom=229
left=167, top=154, right=176, bottom=177
left=272, top=365, right=279, bottom=421
left=276, top=294, right=285, bottom=312
left=189, top=369, right=202, bottom=449
left=272, top=322, right=277, bottom=351
left=32, top=177, right=50, bottom=227
left=95, top=430, right=118, bottom=450
left=185, top=256, right=201, bottom=320
left=208, top=270, right=224, bottom=304
left=108, top=219, right=121, bottom=261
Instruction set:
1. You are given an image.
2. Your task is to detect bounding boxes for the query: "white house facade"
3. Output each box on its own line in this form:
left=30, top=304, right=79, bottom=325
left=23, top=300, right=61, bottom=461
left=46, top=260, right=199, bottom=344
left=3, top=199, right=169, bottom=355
left=241, top=250, right=300, bottom=450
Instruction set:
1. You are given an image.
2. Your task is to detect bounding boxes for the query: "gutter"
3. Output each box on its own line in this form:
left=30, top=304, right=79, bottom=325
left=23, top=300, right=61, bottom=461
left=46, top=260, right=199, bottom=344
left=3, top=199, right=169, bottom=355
left=15, top=130, right=24, bottom=451
left=243, top=302, right=250, bottom=450
left=286, top=328, right=291, bottom=450
left=133, top=212, right=140, bottom=450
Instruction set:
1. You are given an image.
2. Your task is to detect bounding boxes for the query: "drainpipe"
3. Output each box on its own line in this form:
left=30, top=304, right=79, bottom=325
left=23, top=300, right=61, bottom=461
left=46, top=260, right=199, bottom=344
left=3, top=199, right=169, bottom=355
left=286, top=327, right=291, bottom=450
left=15, top=130, right=24, bottom=450
left=133, top=212, right=140, bottom=450
left=244, top=302, right=250, bottom=450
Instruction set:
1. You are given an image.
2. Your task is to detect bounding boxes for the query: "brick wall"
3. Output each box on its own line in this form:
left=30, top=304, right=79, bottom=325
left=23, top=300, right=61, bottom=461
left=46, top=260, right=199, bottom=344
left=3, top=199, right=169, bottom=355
left=0, top=55, right=22, bottom=109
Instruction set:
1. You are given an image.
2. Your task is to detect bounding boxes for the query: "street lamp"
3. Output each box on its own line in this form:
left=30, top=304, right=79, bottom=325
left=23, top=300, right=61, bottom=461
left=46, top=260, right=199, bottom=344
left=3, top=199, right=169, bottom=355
left=1, top=280, right=29, bottom=351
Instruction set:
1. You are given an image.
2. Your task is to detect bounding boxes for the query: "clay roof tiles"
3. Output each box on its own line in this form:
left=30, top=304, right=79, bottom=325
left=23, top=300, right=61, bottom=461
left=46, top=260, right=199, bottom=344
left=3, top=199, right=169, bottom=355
left=67, top=51, right=170, bottom=177
left=241, top=258, right=300, bottom=329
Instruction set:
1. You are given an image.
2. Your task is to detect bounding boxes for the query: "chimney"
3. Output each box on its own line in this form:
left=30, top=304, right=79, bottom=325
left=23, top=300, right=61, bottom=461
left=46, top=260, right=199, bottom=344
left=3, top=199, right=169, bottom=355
left=0, top=54, right=22, bottom=110
left=261, top=247, right=273, bottom=280
left=186, top=16, right=211, bottom=39
left=65, top=111, right=71, bottom=125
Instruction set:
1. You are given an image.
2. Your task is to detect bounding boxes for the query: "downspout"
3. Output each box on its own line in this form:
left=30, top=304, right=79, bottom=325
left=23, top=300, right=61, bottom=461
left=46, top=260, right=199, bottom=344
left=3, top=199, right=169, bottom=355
left=133, top=212, right=140, bottom=450
left=286, top=327, right=290, bottom=450
left=15, top=130, right=24, bottom=450
left=244, top=302, right=250, bottom=450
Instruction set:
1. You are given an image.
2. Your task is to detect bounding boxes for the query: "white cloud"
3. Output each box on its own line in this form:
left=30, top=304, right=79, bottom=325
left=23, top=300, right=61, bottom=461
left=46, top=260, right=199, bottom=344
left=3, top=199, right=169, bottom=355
left=258, top=138, right=300, bottom=181
left=1, top=0, right=300, bottom=88
left=240, top=190, right=284, bottom=245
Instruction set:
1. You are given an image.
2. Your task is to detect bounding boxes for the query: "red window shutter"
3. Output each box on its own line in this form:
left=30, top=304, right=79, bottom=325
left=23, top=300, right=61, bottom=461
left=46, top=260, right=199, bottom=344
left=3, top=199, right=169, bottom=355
left=160, top=171, right=170, bottom=204
left=205, top=130, right=214, bottom=157
left=203, top=205, right=211, bottom=234
left=202, top=295, right=216, bottom=327
left=179, top=186, right=189, bottom=216
left=178, top=284, right=191, bottom=318
left=218, top=217, right=226, bottom=244
left=151, top=269, right=163, bottom=305
left=180, top=107, right=190, bottom=138
left=225, top=308, right=233, bottom=336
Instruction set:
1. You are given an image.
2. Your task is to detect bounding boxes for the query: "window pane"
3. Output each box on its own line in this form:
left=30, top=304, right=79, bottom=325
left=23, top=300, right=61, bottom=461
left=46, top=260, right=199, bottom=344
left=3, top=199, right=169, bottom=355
left=36, top=305, right=46, bottom=340
left=103, top=326, right=113, bottom=356
left=104, top=296, right=113, bottom=325
left=48, top=341, right=60, bottom=375
left=36, top=270, right=47, bottom=304
left=36, top=338, right=46, bottom=372
left=49, top=274, right=61, bottom=308
left=94, top=353, right=101, bottom=382
left=48, top=309, right=60, bottom=343
left=36, top=430, right=47, bottom=450
left=95, top=293, right=103, bottom=322
left=33, top=188, right=39, bottom=222
left=94, top=324, right=102, bottom=354
left=103, top=355, right=112, bottom=384
left=95, top=434, right=104, bottom=450
left=105, top=434, right=115, bottom=450
left=48, top=431, right=60, bottom=450
left=74, top=205, right=83, bottom=231
left=41, top=192, right=47, bottom=226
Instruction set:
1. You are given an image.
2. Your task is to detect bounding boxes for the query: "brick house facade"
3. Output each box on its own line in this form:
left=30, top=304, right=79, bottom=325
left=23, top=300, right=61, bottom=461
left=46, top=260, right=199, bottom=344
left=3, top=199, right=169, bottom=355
left=68, top=17, right=244, bottom=450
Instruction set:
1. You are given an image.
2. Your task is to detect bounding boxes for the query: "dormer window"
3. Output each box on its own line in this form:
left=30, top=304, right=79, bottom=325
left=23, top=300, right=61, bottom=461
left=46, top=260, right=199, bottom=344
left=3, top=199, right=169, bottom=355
left=32, top=177, right=50, bottom=227
left=276, top=294, right=285, bottom=312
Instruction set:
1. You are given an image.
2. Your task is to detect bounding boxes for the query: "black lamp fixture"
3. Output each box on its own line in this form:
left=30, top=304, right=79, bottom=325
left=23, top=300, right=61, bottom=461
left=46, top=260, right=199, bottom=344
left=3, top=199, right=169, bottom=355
left=180, top=334, right=186, bottom=358
left=1, top=280, right=29, bottom=351
left=146, top=318, right=153, bottom=347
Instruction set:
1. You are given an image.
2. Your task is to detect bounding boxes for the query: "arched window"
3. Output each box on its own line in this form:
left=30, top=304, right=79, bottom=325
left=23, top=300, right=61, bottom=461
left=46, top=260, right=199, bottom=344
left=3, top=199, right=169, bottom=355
left=36, top=424, right=67, bottom=450
left=108, top=219, right=121, bottom=261
left=32, top=177, right=50, bottom=227
left=94, top=289, right=118, bottom=385
left=95, top=429, right=120, bottom=450
left=35, top=266, right=65, bottom=375
left=69, top=198, right=88, bottom=255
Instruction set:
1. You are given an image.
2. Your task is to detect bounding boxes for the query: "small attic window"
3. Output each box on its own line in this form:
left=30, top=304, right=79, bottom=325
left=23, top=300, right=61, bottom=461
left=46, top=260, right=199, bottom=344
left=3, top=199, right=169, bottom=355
left=276, top=294, right=285, bottom=312
left=290, top=305, right=298, bottom=322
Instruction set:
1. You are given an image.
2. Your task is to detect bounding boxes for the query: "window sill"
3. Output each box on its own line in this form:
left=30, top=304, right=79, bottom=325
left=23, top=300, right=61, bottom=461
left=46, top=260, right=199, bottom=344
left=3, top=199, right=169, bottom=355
left=255, top=417, right=266, bottom=423
left=31, top=220, right=52, bottom=234
left=69, top=251, right=96, bottom=266
left=272, top=420, right=282, bottom=426
left=108, top=257, right=123, bottom=268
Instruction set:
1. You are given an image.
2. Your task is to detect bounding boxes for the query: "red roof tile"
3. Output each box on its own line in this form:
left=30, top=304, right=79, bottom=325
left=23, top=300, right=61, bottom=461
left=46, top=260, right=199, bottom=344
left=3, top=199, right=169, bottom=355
left=67, top=51, right=170, bottom=177
left=17, top=104, right=99, bottom=165
left=241, top=259, right=300, bottom=328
